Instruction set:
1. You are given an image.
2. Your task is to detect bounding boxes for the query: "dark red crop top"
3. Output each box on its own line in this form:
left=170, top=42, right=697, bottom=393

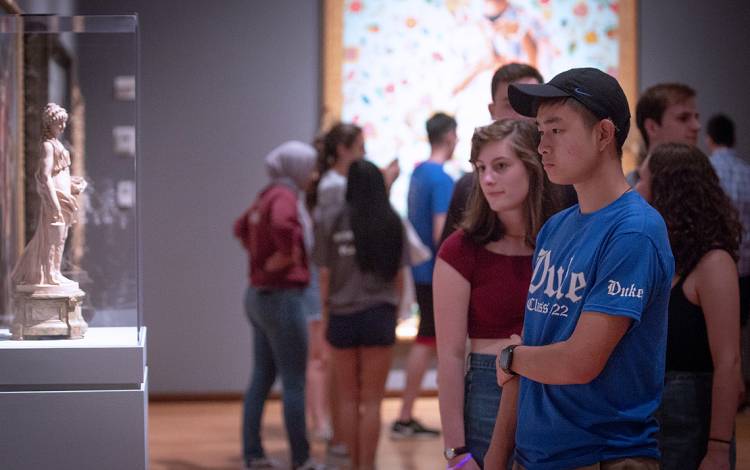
left=437, top=230, right=530, bottom=339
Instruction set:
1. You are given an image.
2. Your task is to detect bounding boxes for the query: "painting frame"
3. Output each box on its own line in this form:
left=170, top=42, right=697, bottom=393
left=0, top=1, right=24, bottom=324
left=321, top=0, right=640, bottom=172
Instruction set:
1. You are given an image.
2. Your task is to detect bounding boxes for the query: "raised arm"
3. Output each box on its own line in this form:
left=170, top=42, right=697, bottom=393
left=434, top=258, right=479, bottom=469
left=694, top=249, right=742, bottom=469
left=521, top=31, right=538, bottom=68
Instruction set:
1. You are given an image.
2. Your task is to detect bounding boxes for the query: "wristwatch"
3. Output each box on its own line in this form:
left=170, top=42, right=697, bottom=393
left=499, top=344, right=519, bottom=376
left=443, top=445, right=469, bottom=460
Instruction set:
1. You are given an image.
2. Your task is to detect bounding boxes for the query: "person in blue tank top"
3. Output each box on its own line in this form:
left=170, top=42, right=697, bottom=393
left=485, top=68, right=675, bottom=470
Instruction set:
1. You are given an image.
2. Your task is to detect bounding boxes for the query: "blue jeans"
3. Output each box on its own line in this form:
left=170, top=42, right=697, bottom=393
left=242, top=286, right=309, bottom=467
left=656, top=371, right=736, bottom=470
left=464, top=353, right=503, bottom=469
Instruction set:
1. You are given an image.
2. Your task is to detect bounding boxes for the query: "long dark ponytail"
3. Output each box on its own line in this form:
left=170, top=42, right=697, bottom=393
left=346, top=160, right=403, bottom=281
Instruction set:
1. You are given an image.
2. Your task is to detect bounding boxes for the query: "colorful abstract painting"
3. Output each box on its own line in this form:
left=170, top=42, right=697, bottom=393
left=337, top=0, right=627, bottom=212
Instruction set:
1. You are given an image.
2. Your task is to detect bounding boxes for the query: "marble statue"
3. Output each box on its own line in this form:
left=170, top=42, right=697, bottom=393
left=10, top=103, right=87, bottom=339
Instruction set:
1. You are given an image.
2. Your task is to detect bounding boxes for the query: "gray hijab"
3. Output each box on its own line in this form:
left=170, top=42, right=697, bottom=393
left=264, top=141, right=317, bottom=191
left=264, top=140, right=317, bottom=253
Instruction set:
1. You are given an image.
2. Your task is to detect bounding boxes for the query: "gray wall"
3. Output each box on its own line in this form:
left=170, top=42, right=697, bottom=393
left=639, top=0, right=750, bottom=159
left=14, top=1, right=750, bottom=393
left=73, top=0, right=321, bottom=393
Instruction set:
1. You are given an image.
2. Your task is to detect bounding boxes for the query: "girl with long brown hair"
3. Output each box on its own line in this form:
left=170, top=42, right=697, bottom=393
left=434, top=119, right=560, bottom=469
left=635, top=142, right=743, bottom=470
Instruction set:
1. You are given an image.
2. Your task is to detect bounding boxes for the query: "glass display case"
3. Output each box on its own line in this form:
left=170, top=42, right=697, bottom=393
left=0, top=15, right=147, bottom=470
left=0, top=14, right=141, bottom=342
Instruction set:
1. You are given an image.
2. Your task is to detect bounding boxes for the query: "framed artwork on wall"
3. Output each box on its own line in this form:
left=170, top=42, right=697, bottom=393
left=0, top=1, right=23, bottom=324
left=323, top=0, right=638, bottom=212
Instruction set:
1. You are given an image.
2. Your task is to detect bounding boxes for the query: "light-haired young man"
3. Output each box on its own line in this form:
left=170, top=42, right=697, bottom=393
left=486, top=68, right=674, bottom=469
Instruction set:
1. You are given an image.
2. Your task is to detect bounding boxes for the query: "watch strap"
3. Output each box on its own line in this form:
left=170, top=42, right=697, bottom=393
left=443, top=445, right=469, bottom=460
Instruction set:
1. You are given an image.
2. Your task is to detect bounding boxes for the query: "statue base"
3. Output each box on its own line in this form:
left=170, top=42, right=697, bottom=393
left=11, top=285, right=87, bottom=340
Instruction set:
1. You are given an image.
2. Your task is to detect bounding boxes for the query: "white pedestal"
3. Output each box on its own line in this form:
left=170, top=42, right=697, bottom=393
left=0, top=327, right=148, bottom=470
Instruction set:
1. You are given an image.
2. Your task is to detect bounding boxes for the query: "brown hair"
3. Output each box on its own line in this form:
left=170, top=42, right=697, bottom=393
left=426, top=112, right=457, bottom=146
left=647, top=142, right=741, bottom=277
left=306, top=122, right=362, bottom=209
left=636, top=83, right=696, bottom=149
left=461, top=119, right=561, bottom=246
left=490, top=63, right=543, bottom=98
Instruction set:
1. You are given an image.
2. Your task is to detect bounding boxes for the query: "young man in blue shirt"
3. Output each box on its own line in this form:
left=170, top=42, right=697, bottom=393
left=486, top=68, right=674, bottom=470
left=391, top=112, right=457, bottom=439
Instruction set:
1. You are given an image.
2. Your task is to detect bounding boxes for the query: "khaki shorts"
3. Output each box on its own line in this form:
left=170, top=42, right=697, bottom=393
left=512, top=457, right=658, bottom=470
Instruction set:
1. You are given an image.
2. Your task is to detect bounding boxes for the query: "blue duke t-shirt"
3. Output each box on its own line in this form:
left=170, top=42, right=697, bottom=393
left=516, top=191, right=674, bottom=470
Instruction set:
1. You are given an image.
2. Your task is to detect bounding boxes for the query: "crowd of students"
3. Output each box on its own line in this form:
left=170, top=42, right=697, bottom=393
left=234, top=61, right=750, bottom=470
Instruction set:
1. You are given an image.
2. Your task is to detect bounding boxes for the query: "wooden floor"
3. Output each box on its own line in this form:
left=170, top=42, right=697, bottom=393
left=150, top=398, right=750, bottom=469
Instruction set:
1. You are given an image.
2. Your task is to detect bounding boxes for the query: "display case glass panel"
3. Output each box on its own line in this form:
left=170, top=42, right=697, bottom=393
left=0, top=14, right=140, bottom=341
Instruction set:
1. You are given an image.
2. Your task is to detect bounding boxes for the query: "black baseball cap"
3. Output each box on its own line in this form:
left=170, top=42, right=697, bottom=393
left=508, top=67, right=630, bottom=147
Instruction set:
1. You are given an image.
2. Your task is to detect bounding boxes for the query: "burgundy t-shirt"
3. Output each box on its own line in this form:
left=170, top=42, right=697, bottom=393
left=437, top=230, right=530, bottom=339
left=234, top=183, right=309, bottom=289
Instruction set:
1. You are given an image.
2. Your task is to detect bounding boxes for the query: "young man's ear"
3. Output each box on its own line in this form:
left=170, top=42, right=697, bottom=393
left=597, top=119, right=617, bottom=152
left=644, top=117, right=659, bottom=140
left=488, top=102, right=495, bottom=120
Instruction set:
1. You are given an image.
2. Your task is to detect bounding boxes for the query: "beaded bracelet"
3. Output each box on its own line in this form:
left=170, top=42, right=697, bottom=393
left=447, top=453, right=473, bottom=470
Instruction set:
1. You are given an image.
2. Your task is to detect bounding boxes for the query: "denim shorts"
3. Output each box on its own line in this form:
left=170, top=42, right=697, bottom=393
left=656, top=371, right=736, bottom=470
left=326, top=303, right=397, bottom=349
left=301, top=265, right=322, bottom=321
left=464, top=353, right=503, bottom=469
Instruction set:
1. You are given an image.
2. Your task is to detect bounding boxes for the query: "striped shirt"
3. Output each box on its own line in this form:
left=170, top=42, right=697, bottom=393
left=711, top=147, right=750, bottom=276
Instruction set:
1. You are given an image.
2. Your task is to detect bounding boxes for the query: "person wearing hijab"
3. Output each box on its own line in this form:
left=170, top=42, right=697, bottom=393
left=234, top=141, right=329, bottom=470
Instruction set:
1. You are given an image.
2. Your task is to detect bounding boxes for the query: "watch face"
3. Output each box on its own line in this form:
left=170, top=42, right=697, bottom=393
left=444, top=446, right=467, bottom=460
left=500, top=345, right=513, bottom=373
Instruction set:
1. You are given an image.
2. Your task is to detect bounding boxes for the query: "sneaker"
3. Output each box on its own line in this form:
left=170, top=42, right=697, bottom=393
left=245, top=456, right=280, bottom=469
left=294, top=458, right=336, bottom=470
left=312, top=423, right=333, bottom=442
left=326, top=442, right=349, bottom=459
left=390, top=418, right=440, bottom=439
